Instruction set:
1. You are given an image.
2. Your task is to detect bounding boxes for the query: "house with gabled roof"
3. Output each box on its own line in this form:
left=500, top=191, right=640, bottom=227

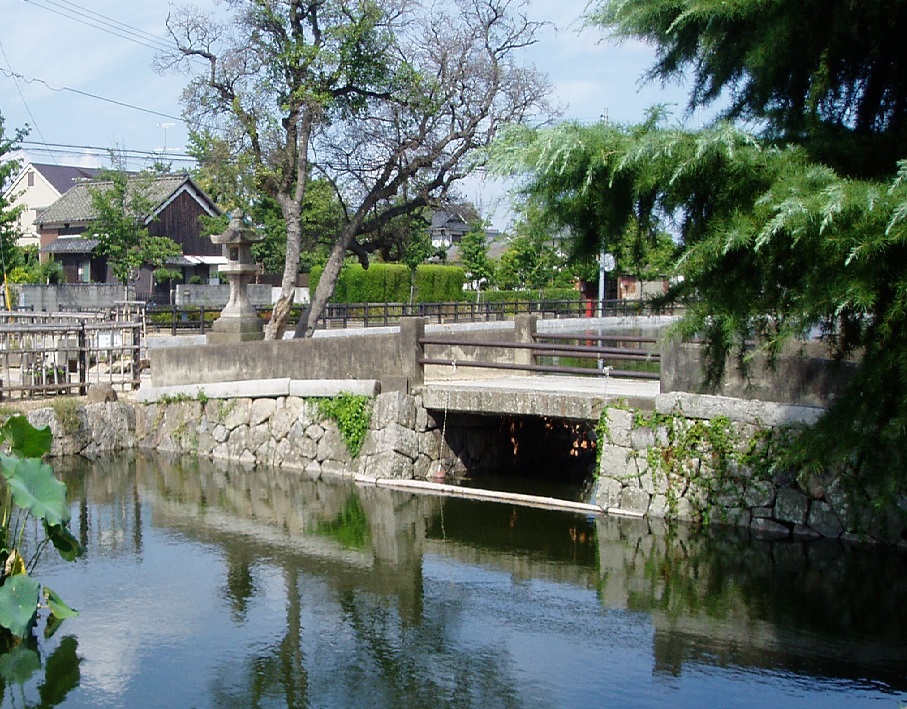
left=2, top=162, right=101, bottom=249
left=36, top=173, right=225, bottom=300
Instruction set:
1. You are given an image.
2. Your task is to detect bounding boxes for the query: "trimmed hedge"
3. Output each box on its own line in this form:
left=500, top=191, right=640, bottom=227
left=309, top=263, right=466, bottom=303
left=307, top=265, right=580, bottom=304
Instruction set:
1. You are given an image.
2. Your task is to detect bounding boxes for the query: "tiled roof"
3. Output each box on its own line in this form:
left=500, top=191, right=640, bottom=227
left=30, top=163, right=101, bottom=195
left=37, top=174, right=194, bottom=226
left=40, top=237, right=99, bottom=254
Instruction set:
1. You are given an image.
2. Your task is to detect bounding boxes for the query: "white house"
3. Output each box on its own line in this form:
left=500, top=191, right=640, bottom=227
left=2, top=162, right=99, bottom=248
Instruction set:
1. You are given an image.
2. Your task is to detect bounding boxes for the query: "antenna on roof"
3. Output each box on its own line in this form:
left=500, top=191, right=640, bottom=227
left=156, top=123, right=176, bottom=154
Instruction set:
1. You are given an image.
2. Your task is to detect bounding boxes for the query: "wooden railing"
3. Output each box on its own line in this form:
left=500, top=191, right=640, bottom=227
left=0, top=317, right=144, bottom=399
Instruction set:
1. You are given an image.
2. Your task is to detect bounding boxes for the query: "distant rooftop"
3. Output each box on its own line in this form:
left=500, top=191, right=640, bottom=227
left=28, top=163, right=101, bottom=195
left=37, top=174, right=197, bottom=226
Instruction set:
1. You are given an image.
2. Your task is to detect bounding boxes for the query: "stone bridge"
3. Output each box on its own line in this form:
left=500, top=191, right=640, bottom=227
left=131, top=313, right=902, bottom=545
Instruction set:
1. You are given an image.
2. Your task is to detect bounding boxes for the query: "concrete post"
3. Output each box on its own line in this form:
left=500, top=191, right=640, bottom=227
left=399, top=317, right=426, bottom=390
left=513, top=314, right=537, bottom=375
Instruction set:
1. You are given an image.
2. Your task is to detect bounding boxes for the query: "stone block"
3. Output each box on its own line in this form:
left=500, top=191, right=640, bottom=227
left=317, top=427, right=351, bottom=463
left=196, top=432, right=218, bottom=457
left=361, top=450, right=413, bottom=479
left=774, top=488, right=808, bottom=526
left=250, top=398, right=276, bottom=427
left=371, top=391, right=407, bottom=429
left=418, top=429, right=443, bottom=459
left=751, top=517, right=791, bottom=539
left=595, top=478, right=623, bottom=509
left=604, top=408, right=634, bottom=447
left=792, top=525, right=822, bottom=541
left=824, top=478, right=857, bottom=532
left=619, top=486, right=651, bottom=515
left=715, top=507, right=751, bottom=528
left=647, top=494, right=668, bottom=519
left=744, top=480, right=776, bottom=508
left=320, top=459, right=353, bottom=477
left=223, top=399, right=252, bottom=430
left=629, top=425, right=655, bottom=451
left=87, top=382, right=117, bottom=403
left=412, top=454, right=435, bottom=479
left=415, top=404, right=441, bottom=433
left=598, top=444, right=635, bottom=478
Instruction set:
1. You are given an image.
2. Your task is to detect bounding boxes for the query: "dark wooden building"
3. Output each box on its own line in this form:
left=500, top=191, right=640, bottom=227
left=37, top=174, right=224, bottom=300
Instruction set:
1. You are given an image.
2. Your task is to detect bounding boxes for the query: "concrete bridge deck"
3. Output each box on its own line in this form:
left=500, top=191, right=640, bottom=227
left=419, top=374, right=659, bottom=419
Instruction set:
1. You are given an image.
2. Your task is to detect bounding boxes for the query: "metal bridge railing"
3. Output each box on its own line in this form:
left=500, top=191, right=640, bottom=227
left=418, top=332, right=661, bottom=380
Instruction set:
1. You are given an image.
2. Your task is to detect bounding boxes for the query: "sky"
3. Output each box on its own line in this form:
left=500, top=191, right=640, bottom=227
left=0, top=0, right=713, bottom=229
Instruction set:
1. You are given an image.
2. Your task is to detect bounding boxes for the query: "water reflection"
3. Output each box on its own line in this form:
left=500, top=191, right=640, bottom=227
left=10, top=453, right=906, bottom=707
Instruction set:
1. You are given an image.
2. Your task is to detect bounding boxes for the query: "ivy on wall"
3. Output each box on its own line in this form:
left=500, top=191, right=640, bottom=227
left=315, top=393, right=373, bottom=458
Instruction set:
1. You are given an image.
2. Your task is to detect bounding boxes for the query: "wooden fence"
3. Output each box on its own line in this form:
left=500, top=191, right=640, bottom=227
left=0, top=312, right=144, bottom=399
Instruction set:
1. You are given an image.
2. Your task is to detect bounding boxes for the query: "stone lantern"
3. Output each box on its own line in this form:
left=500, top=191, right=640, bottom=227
left=207, top=209, right=265, bottom=344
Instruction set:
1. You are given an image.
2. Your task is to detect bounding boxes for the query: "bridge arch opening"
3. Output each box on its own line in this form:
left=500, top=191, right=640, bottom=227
left=435, top=412, right=598, bottom=497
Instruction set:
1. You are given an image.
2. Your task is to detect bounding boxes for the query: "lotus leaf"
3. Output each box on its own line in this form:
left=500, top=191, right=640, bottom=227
left=43, top=587, right=78, bottom=620
left=0, top=417, right=51, bottom=459
left=0, top=457, right=69, bottom=527
left=0, top=574, right=40, bottom=639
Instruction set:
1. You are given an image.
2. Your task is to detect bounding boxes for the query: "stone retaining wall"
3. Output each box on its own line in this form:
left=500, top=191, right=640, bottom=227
left=24, top=391, right=445, bottom=482
left=18, top=387, right=907, bottom=546
left=595, top=392, right=907, bottom=545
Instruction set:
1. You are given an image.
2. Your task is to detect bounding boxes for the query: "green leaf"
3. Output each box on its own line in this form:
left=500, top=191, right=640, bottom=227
left=0, top=416, right=52, bottom=458
left=43, top=587, right=78, bottom=620
left=0, top=574, right=40, bottom=638
left=44, top=522, right=83, bottom=562
left=2, top=457, right=69, bottom=527
left=0, top=643, right=41, bottom=684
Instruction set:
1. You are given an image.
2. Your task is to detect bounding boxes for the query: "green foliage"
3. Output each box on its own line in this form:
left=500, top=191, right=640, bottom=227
left=9, top=258, right=64, bottom=286
left=245, top=181, right=344, bottom=275
left=458, top=224, right=494, bottom=290
left=315, top=394, right=372, bottom=458
left=51, top=399, right=82, bottom=436
left=493, top=113, right=907, bottom=488
left=0, top=416, right=81, bottom=641
left=0, top=114, right=28, bottom=279
left=495, top=231, right=572, bottom=290
left=586, top=0, right=907, bottom=178
left=85, top=162, right=183, bottom=286
left=310, top=263, right=465, bottom=303
left=413, top=265, right=466, bottom=302
left=634, top=410, right=743, bottom=525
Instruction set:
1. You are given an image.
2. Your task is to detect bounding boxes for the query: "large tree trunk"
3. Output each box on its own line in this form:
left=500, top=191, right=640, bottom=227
left=264, top=110, right=313, bottom=341
left=294, top=233, right=347, bottom=338
left=264, top=194, right=304, bottom=340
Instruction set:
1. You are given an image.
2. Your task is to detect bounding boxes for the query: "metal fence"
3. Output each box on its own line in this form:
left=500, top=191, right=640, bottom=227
left=419, top=332, right=661, bottom=379
left=0, top=309, right=145, bottom=399
left=144, top=298, right=662, bottom=334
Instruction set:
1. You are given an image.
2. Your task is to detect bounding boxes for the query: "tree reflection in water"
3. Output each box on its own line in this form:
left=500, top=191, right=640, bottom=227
left=11, top=452, right=903, bottom=708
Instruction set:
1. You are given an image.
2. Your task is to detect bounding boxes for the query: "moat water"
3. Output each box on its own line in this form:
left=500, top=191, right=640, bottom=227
left=7, top=452, right=907, bottom=708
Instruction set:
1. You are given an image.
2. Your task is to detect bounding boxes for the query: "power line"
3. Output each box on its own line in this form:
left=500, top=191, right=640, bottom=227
left=0, top=39, right=56, bottom=164
left=0, top=67, right=186, bottom=123
left=22, top=0, right=175, bottom=54
left=20, top=141, right=197, bottom=163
